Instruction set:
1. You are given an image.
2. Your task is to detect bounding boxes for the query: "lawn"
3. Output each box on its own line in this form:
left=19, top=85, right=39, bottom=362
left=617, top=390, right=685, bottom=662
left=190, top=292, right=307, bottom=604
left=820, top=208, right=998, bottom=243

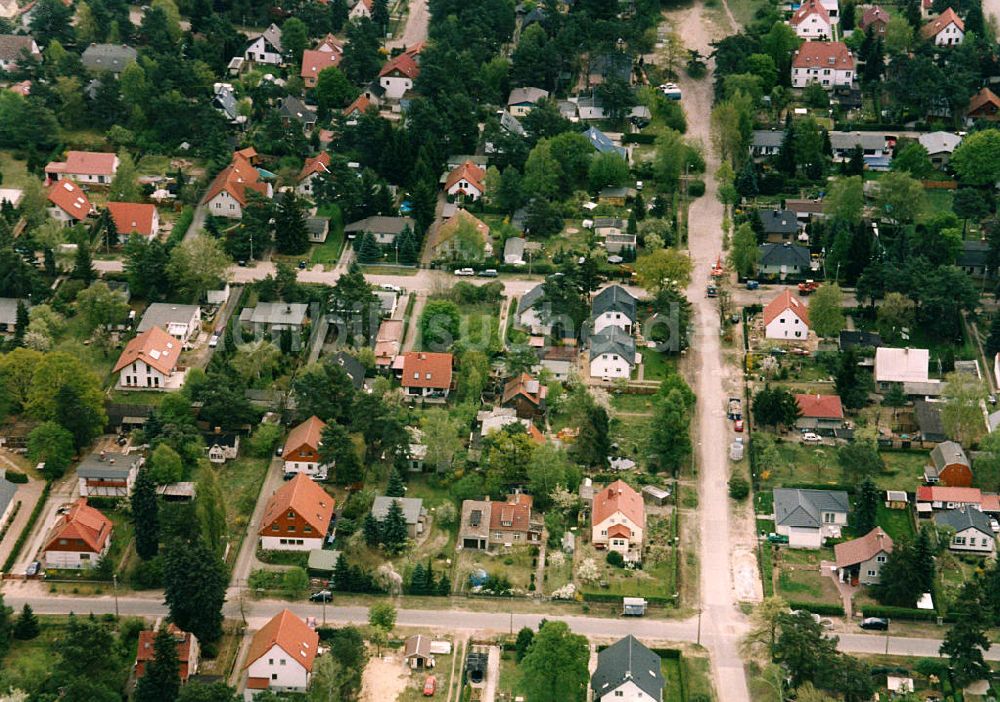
left=661, top=656, right=684, bottom=702
left=640, top=349, right=675, bottom=381
left=875, top=502, right=915, bottom=542
left=455, top=545, right=536, bottom=593
left=542, top=549, right=574, bottom=595
left=577, top=542, right=677, bottom=601
left=775, top=547, right=840, bottom=606
left=610, top=393, right=656, bottom=414
left=497, top=649, right=526, bottom=699
left=201, top=457, right=271, bottom=564
left=609, top=414, right=653, bottom=470
left=461, top=309, right=501, bottom=353
left=397, top=649, right=455, bottom=702
left=310, top=204, right=345, bottom=266
left=0, top=151, right=32, bottom=188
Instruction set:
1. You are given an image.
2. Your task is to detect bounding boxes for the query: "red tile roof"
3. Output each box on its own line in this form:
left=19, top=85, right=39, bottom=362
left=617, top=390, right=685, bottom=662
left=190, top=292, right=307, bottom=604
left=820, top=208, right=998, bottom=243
left=790, top=0, right=830, bottom=26
left=763, top=289, right=810, bottom=327
left=8, top=80, right=30, bottom=96
left=46, top=180, right=92, bottom=220
left=379, top=51, right=420, bottom=80
left=107, top=202, right=157, bottom=237
left=795, top=394, right=844, bottom=419
left=916, top=486, right=982, bottom=504
left=792, top=41, right=855, bottom=70
left=607, top=524, right=631, bottom=539
left=260, top=473, right=335, bottom=535
left=344, top=93, right=372, bottom=117
left=860, top=5, right=891, bottom=29
left=401, top=352, right=453, bottom=389
left=283, top=416, right=326, bottom=459
left=592, top=480, right=644, bottom=528
left=502, top=374, right=548, bottom=407
left=300, top=48, right=341, bottom=81
left=445, top=161, right=486, bottom=194
left=204, top=152, right=269, bottom=207
left=113, top=326, right=180, bottom=376
left=982, top=493, right=1000, bottom=512
left=297, top=152, right=330, bottom=183
left=45, top=151, right=117, bottom=176
left=245, top=610, right=319, bottom=672
left=922, top=7, right=964, bottom=38
left=489, top=493, right=537, bottom=533
left=834, top=527, right=893, bottom=568
left=967, top=87, right=1000, bottom=117
left=135, top=625, right=197, bottom=682
left=44, top=498, right=112, bottom=554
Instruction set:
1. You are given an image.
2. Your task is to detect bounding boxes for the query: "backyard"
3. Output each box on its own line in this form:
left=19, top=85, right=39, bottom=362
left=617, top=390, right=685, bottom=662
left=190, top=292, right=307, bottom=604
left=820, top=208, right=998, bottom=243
left=455, top=545, right=536, bottom=594
left=203, top=456, right=271, bottom=564
left=773, top=547, right=841, bottom=608
left=576, top=540, right=677, bottom=602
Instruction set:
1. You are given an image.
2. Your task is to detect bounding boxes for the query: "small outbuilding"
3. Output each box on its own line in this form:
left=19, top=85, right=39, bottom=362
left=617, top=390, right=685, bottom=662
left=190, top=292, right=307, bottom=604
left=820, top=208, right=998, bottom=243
left=404, top=634, right=434, bottom=669
left=622, top=597, right=647, bottom=616
left=641, top=485, right=671, bottom=506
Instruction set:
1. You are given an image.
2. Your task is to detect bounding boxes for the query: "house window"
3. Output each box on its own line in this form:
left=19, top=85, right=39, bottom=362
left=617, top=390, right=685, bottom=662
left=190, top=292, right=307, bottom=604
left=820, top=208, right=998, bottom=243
left=954, top=536, right=967, bottom=545
left=984, top=538, right=991, bottom=547
left=867, top=570, right=876, bottom=577
left=304, top=526, right=312, bottom=533
left=876, top=555, right=886, bottom=563
left=823, top=512, right=836, bottom=524
left=272, top=525, right=280, bottom=531
left=287, top=525, right=296, bottom=532
left=271, top=674, right=278, bottom=680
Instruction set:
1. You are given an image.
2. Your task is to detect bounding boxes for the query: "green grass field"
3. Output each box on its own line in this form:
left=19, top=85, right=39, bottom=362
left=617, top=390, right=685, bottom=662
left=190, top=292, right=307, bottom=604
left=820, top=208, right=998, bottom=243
left=0, top=151, right=33, bottom=188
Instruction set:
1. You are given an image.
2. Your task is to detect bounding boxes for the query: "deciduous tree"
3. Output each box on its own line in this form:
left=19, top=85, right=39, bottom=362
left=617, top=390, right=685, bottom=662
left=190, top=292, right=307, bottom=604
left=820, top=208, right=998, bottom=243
left=520, top=621, right=589, bottom=702
left=808, top=283, right=845, bottom=337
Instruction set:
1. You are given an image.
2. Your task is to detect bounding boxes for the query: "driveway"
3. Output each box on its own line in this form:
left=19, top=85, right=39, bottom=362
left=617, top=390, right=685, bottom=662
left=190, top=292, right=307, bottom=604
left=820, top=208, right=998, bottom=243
left=10, top=472, right=77, bottom=576
left=228, top=456, right=286, bottom=595
left=0, top=472, right=43, bottom=570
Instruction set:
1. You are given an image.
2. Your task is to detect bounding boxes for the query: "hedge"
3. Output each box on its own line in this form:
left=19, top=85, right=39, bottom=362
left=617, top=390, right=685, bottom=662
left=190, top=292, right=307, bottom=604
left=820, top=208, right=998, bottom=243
left=786, top=601, right=845, bottom=616
left=4, top=470, right=28, bottom=484
left=687, top=180, right=706, bottom=197
left=165, top=206, right=195, bottom=250
left=623, top=133, right=656, bottom=144
left=2, top=482, right=50, bottom=573
left=861, top=605, right=939, bottom=621
left=580, top=591, right=674, bottom=606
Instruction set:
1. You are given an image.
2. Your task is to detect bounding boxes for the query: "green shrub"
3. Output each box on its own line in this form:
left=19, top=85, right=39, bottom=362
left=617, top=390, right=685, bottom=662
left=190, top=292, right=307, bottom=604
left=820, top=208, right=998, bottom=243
left=687, top=180, right=706, bottom=197
left=606, top=551, right=625, bottom=568
left=786, top=601, right=845, bottom=616
left=4, top=470, right=28, bottom=484
left=728, top=474, right=750, bottom=500
left=861, top=605, right=939, bottom=621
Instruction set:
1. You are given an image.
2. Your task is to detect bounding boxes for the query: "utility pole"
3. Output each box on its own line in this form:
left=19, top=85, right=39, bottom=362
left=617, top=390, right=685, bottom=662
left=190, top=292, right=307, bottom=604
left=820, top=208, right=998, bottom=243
left=112, top=573, right=119, bottom=618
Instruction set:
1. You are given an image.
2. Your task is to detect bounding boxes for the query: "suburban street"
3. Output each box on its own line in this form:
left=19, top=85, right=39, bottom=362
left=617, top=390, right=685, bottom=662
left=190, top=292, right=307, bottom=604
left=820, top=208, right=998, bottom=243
left=387, top=0, right=429, bottom=50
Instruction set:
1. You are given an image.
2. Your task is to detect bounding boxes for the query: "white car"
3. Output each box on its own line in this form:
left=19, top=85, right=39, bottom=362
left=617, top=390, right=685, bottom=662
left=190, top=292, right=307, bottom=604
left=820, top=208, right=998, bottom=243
left=208, top=334, right=219, bottom=348
left=802, top=432, right=822, bottom=443
left=991, top=519, right=1000, bottom=534
left=454, top=268, right=475, bottom=277
left=380, top=283, right=402, bottom=293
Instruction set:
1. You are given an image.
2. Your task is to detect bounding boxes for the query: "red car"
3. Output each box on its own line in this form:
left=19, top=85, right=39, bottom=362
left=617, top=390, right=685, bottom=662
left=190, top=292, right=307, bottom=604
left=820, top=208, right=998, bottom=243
left=423, top=676, right=437, bottom=696
left=734, top=419, right=744, bottom=432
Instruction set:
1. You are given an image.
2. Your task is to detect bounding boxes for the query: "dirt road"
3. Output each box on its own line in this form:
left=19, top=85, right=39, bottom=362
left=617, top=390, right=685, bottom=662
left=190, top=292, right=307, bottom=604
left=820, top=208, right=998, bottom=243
left=666, top=0, right=760, bottom=699
left=387, top=0, right=430, bottom=51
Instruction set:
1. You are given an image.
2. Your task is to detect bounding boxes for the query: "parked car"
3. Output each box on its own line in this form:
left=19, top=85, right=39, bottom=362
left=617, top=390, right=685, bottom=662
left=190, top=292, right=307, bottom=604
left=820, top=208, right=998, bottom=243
left=298, top=260, right=307, bottom=270
left=423, top=676, right=437, bottom=696
left=802, top=432, right=822, bottom=443
left=734, top=419, right=744, bottom=432
left=706, top=285, right=718, bottom=298
left=309, top=590, right=333, bottom=602
left=275, top=445, right=284, bottom=457
left=208, top=334, right=219, bottom=348
left=859, top=617, right=889, bottom=631
left=454, top=268, right=475, bottom=276
left=478, top=269, right=498, bottom=278
left=25, top=561, right=41, bottom=577
left=745, top=280, right=759, bottom=290
left=991, top=519, right=999, bottom=534
left=381, top=283, right=402, bottom=292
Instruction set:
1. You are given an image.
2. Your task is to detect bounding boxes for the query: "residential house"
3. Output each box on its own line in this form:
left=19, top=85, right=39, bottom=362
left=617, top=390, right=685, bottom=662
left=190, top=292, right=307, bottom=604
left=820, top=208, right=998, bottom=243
left=114, top=326, right=187, bottom=391
left=77, top=451, right=142, bottom=497
left=295, top=152, right=330, bottom=198
left=244, top=610, right=319, bottom=696
left=602, top=226, right=637, bottom=254
left=403, top=635, right=433, bottom=669
left=45, top=150, right=119, bottom=185
left=819, top=0, right=840, bottom=21
left=935, top=507, right=995, bottom=554
left=786, top=198, right=827, bottom=223
left=371, top=496, right=426, bottom=538
left=795, top=394, right=844, bottom=431
left=43, top=498, right=113, bottom=569
left=957, top=240, right=990, bottom=277
left=0, top=476, right=16, bottom=532
left=585, top=126, right=627, bottom=158
left=839, top=330, right=882, bottom=350
left=967, top=87, right=1000, bottom=122
left=773, top=488, right=849, bottom=548
left=834, top=527, right=893, bottom=585
left=137, top=303, right=201, bottom=345
left=329, top=351, right=366, bottom=391
left=204, top=432, right=240, bottom=464
left=591, top=480, right=645, bottom=560
left=80, top=44, right=137, bottom=74
left=46, top=180, right=93, bottom=225
left=107, top=202, right=159, bottom=241
left=922, top=7, right=964, bottom=45
left=458, top=493, right=544, bottom=550
left=444, top=160, right=486, bottom=201
left=476, top=406, right=537, bottom=440
left=516, top=284, right=551, bottom=335
left=916, top=486, right=982, bottom=516
left=433, top=209, right=492, bottom=260
left=917, top=131, right=962, bottom=168
left=757, top=243, right=812, bottom=278
left=240, top=302, right=309, bottom=335
left=759, top=209, right=800, bottom=243
left=763, top=289, right=810, bottom=341
left=540, top=346, right=577, bottom=380
left=915, top=400, right=948, bottom=443
left=504, top=237, right=526, bottom=265
left=374, top=319, right=404, bottom=368
left=212, top=82, right=243, bottom=124
left=378, top=51, right=420, bottom=99
left=789, top=0, right=833, bottom=40
left=590, top=327, right=638, bottom=379
left=300, top=41, right=343, bottom=88
left=343, top=93, right=375, bottom=120
left=278, top=96, right=317, bottom=133
left=349, top=0, right=372, bottom=20
left=860, top=5, right=891, bottom=35
left=598, top=187, right=633, bottom=207
left=205, top=151, right=273, bottom=219
left=244, top=23, right=283, bottom=65
left=591, top=285, right=637, bottom=335
left=0, top=298, right=26, bottom=337
left=375, top=290, right=397, bottom=317
left=501, top=374, right=547, bottom=419
left=926, top=441, right=973, bottom=487
left=507, top=86, right=549, bottom=116
left=344, top=215, right=415, bottom=245
left=829, top=131, right=893, bottom=163
left=281, top=416, right=328, bottom=481
left=751, top=130, right=783, bottom=160
left=399, top=352, right=453, bottom=398
left=874, top=347, right=939, bottom=393
left=306, top=216, right=328, bottom=243
left=590, top=635, right=664, bottom=702
left=791, top=41, right=855, bottom=89
left=0, top=34, right=39, bottom=71
left=259, top=473, right=335, bottom=551
left=135, top=625, right=199, bottom=683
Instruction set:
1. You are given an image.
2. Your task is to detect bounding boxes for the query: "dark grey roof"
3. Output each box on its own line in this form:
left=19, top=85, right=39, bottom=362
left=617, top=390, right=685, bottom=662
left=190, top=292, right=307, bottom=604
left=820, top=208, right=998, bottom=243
left=918, top=131, right=962, bottom=155
left=213, top=85, right=239, bottom=120
left=593, top=217, right=624, bottom=229
left=592, top=285, right=637, bottom=320
left=279, top=96, right=317, bottom=125
left=203, top=432, right=239, bottom=448
left=371, top=496, right=424, bottom=524
left=81, top=44, right=137, bottom=72
left=0, top=478, right=15, bottom=519
left=253, top=23, right=283, bottom=53
left=518, top=284, right=545, bottom=314
left=931, top=440, right=969, bottom=471
left=344, top=216, right=414, bottom=236
left=589, top=326, right=636, bottom=365
left=591, top=636, right=663, bottom=701
left=935, top=507, right=993, bottom=536
left=245, top=302, right=308, bottom=327
left=585, top=127, right=626, bottom=157
left=306, top=217, right=329, bottom=238
left=752, top=130, right=784, bottom=148
left=829, top=131, right=889, bottom=152
left=759, top=209, right=798, bottom=234
left=504, top=237, right=526, bottom=260
left=958, top=240, right=989, bottom=268
left=498, top=110, right=526, bottom=138
left=758, top=243, right=811, bottom=268
left=839, top=330, right=882, bottom=350
left=137, top=303, right=199, bottom=333
left=774, top=488, right=849, bottom=529
left=330, top=351, right=365, bottom=390
left=0, top=35, right=36, bottom=63
left=914, top=400, right=946, bottom=441
left=76, top=451, right=140, bottom=479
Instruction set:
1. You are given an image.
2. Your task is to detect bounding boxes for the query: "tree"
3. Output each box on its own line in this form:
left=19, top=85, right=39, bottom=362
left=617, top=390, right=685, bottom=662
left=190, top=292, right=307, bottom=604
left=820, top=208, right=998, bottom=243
left=835, top=347, right=871, bottom=410
left=573, top=402, right=610, bottom=468
left=166, top=235, right=230, bottom=302
left=635, top=248, right=693, bottom=292
left=823, top=176, right=864, bottom=225
left=588, top=152, right=630, bottom=192
left=941, top=618, right=991, bottom=687
left=653, top=129, right=686, bottom=191
left=134, top=627, right=181, bottom=702
left=341, top=18, right=382, bottom=83
left=753, top=386, right=801, bottom=429
left=356, top=231, right=381, bottom=263
left=735, top=158, right=759, bottom=198
left=196, top=467, right=227, bottom=554
left=386, top=468, right=405, bottom=497
left=419, top=299, right=461, bottom=351
left=951, top=129, right=1000, bottom=187
left=421, top=410, right=462, bottom=473
left=368, top=602, right=396, bottom=654
left=292, top=360, right=356, bottom=423
left=274, top=192, right=310, bottom=255
left=891, top=141, right=934, bottom=179
left=875, top=171, right=924, bottom=224
left=942, top=371, right=987, bottom=447
left=854, top=476, right=879, bottom=535
left=281, top=17, right=309, bottom=61
left=729, top=222, right=759, bottom=279
left=526, top=445, right=574, bottom=509
left=76, top=281, right=129, bottom=334
left=515, top=627, right=535, bottom=661
left=27, top=421, right=75, bottom=480
left=12, top=604, right=38, bottom=641
left=319, top=422, right=364, bottom=485
left=232, top=341, right=282, bottom=384
left=381, top=499, right=409, bottom=554
left=838, top=440, right=883, bottom=484
left=809, top=283, right=845, bottom=337
left=124, top=236, right=170, bottom=301
left=177, top=683, right=240, bottom=702
left=109, top=152, right=141, bottom=202
left=520, top=621, right=590, bottom=702
left=164, top=539, right=227, bottom=642
left=149, top=443, right=184, bottom=484
left=650, top=387, right=694, bottom=473
left=132, top=467, right=159, bottom=560
left=743, top=596, right=789, bottom=659
left=877, top=292, right=915, bottom=343
left=774, top=611, right=839, bottom=688
left=72, top=242, right=95, bottom=284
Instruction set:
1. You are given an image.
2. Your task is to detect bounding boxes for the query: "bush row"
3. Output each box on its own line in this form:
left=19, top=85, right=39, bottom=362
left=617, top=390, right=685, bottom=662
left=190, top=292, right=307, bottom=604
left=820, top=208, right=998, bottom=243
left=580, top=591, right=675, bottom=606
left=2, top=482, right=51, bottom=573
left=786, top=601, right=845, bottom=616
left=4, top=470, right=28, bottom=484
left=860, top=605, right=939, bottom=621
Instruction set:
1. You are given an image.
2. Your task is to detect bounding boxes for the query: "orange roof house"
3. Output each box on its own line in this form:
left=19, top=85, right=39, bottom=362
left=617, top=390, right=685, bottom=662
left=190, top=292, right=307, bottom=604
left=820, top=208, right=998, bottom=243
left=379, top=51, right=420, bottom=81
left=968, top=87, right=1000, bottom=121
left=282, top=416, right=326, bottom=461
left=400, top=352, right=453, bottom=397
left=135, top=625, right=200, bottom=682
left=501, top=374, right=548, bottom=419
left=259, top=473, right=335, bottom=547
left=791, top=41, right=855, bottom=71
left=46, top=180, right=93, bottom=222
left=107, top=202, right=159, bottom=239
left=922, top=7, right=964, bottom=41
left=444, top=160, right=486, bottom=199
left=591, top=480, right=645, bottom=557
left=344, top=93, right=373, bottom=118
left=795, top=394, right=844, bottom=429
left=860, top=5, right=891, bottom=34
left=204, top=151, right=272, bottom=218
left=114, top=326, right=181, bottom=377
left=244, top=610, right=319, bottom=693
left=43, top=498, right=113, bottom=568
left=834, top=527, right=893, bottom=585
left=45, top=150, right=119, bottom=183
left=763, top=289, right=810, bottom=340
left=300, top=49, right=342, bottom=87
left=789, top=0, right=831, bottom=37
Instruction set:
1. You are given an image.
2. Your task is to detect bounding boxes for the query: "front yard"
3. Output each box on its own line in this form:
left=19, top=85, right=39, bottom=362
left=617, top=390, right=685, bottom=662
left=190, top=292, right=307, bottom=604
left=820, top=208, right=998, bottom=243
left=773, top=547, right=840, bottom=607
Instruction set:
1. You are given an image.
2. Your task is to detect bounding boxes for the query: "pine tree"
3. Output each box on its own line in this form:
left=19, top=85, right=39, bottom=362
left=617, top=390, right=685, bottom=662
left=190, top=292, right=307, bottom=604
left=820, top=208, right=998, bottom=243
left=362, top=513, right=381, bottom=546
left=332, top=553, right=351, bottom=591
left=132, top=466, right=159, bottom=560
left=436, top=573, right=451, bottom=596
left=73, top=242, right=95, bottom=284
left=43, top=248, right=56, bottom=278
left=372, top=0, right=389, bottom=28
left=627, top=211, right=637, bottom=236
left=357, top=231, right=381, bottom=263
left=853, top=476, right=879, bottom=536
left=274, top=192, right=310, bottom=255
left=13, top=300, right=28, bottom=344
left=398, top=228, right=419, bottom=265
left=633, top=192, right=645, bottom=220
left=382, top=499, right=409, bottom=554
left=134, top=627, right=181, bottom=702
left=13, top=604, right=39, bottom=640
left=409, top=562, right=426, bottom=595
left=912, top=526, right=936, bottom=595
left=386, top=468, right=405, bottom=497
left=423, top=558, right=435, bottom=593
left=776, top=113, right=796, bottom=177
left=735, top=159, right=759, bottom=198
